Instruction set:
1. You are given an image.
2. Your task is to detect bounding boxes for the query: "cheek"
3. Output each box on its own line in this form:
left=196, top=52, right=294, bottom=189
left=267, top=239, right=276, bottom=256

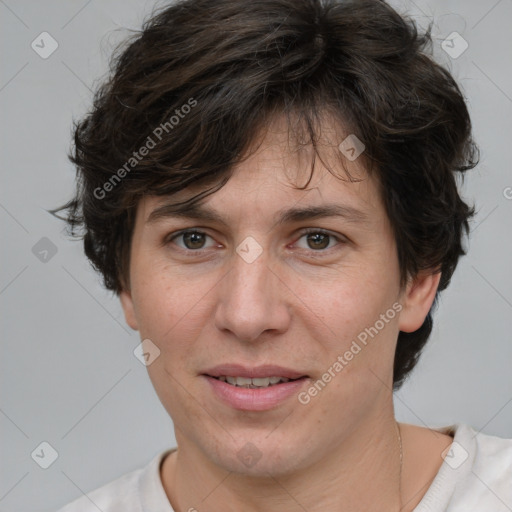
left=309, top=283, right=400, bottom=411
left=302, top=265, right=401, bottom=368
left=130, top=259, right=216, bottom=350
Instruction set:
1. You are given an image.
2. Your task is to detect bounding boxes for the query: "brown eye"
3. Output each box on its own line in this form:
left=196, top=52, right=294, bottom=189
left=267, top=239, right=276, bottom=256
left=295, top=229, right=343, bottom=252
left=305, top=232, right=330, bottom=250
left=182, top=231, right=207, bottom=249
left=168, top=230, right=215, bottom=251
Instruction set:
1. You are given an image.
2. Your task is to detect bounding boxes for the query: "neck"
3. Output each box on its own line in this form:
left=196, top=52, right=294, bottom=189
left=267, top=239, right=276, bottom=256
left=162, top=412, right=403, bottom=512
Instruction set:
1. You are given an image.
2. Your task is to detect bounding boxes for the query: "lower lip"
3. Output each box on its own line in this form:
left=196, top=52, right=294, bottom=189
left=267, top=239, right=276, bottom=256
left=203, top=375, right=309, bottom=411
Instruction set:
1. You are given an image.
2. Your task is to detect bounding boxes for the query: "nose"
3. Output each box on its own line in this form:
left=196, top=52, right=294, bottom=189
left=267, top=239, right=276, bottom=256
left=213, top=241, right=292, bottom=343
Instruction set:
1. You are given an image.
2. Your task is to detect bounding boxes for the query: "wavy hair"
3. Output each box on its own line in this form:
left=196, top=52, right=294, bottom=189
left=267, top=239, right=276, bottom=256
left=52, top=0, right=479, bottom=390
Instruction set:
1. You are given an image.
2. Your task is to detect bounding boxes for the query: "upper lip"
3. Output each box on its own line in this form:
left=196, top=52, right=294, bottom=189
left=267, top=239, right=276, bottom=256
left=202, top=364, right=308, bottom=380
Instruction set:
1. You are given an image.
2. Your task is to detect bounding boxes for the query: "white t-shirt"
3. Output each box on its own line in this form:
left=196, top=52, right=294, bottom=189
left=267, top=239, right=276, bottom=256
left=55, top=423, right=512, bottom=511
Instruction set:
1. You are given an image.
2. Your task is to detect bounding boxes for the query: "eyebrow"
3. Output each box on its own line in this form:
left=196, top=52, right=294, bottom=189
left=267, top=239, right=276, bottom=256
left=146, top=201, right=369, bottom=228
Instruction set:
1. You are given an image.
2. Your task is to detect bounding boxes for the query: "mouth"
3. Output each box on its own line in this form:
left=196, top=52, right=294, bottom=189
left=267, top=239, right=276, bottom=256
left=201, top=364, right=310, bottom=411
left=206, top=375, right=306, bottom=388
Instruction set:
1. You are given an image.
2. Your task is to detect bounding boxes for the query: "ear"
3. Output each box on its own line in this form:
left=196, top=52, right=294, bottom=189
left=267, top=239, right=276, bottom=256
left=398, top=270, right=441, bottom=333
left=120, top=288, right=139, bottom=331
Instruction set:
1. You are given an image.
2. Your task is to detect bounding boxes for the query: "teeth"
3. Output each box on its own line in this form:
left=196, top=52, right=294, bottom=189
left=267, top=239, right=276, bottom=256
left=218, top=376, right=291, bottom=388
left=227, top=376, right=251, bottom=386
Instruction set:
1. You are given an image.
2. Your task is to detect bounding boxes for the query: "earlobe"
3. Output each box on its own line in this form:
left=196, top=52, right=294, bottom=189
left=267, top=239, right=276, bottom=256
left=120, top=288, right=139, bottom=331
left=398, top=271, right=441, bottom=333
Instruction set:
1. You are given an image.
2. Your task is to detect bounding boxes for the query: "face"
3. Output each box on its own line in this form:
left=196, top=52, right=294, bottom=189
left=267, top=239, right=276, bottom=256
left=120, top=115, right=439, bottom=476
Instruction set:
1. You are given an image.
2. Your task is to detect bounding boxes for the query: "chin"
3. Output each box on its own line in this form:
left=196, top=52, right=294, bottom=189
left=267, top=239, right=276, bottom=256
left=204, top=436, right=312, bottom=478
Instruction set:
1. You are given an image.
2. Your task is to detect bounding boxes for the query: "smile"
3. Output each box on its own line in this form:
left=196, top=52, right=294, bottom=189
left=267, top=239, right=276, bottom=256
left=212, top=376, right=296, bottom=388
left=203, top=374, right=310, bottom=411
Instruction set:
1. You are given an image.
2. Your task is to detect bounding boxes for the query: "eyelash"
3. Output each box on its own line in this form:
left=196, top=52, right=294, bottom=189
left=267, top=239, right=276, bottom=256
left=166, top=228, right=345, bottom=256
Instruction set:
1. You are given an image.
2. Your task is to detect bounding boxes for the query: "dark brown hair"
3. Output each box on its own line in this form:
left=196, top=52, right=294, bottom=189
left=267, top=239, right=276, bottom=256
left=52, top=0, right=478, bottom=390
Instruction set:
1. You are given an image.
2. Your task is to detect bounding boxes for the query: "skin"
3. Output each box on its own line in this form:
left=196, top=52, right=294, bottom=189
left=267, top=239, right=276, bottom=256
left=120, top=115, right=454, bottom=512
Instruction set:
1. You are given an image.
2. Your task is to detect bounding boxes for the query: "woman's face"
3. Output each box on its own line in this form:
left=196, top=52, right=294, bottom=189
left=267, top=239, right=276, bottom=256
left=120, top=116, right=434, bottom=476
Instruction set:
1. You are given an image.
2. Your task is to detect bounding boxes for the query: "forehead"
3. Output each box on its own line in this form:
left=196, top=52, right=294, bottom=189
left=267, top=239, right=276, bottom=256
left=138, top=113, right=383, bottom=225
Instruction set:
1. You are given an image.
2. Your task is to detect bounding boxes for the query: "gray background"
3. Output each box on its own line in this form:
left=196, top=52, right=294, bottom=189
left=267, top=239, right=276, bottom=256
left=1, top=0, right=511, bottom=511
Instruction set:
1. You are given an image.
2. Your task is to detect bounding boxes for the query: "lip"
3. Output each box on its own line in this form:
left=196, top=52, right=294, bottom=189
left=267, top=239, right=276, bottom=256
left=203, top=375, right=309, bottom=411
left=201, top=364, right=310, bottom=411
left=202, top=364, right=308, bottom=380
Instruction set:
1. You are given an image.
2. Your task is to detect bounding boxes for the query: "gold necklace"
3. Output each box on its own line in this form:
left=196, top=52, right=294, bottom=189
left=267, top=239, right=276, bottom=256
left=396, top=421, right=403, bottom=510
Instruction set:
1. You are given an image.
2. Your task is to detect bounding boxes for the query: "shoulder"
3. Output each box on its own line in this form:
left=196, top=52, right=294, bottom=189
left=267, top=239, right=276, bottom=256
left=442, top=424, right=512, bottom=511
left=466, top=425, right=512, bottom=496
left=55, top=467, right=143, bottom=512
left=413, top=423, right=512, bottom=512
left=55, top=450, right=173, bottom=512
